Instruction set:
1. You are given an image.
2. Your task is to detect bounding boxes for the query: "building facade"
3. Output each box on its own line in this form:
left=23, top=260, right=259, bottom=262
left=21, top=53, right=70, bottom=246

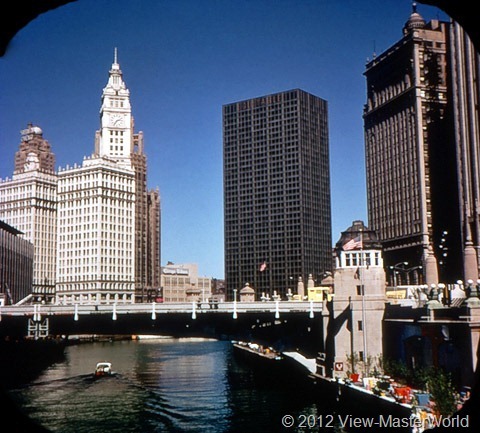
left=449, top=21, right=480, bottom=282
left=161, top=262, right=211, bottom=303
left=223, top=89, right=332, bottom=298
left=321, top=220, right=386, bottom=378
left=364, top=6, right=464, bottom=285
left=0, top=220, right=34, bottom=305
left=383, top=283, right=480, bottom=388
left=56, top=158, right=136, bottom=304
left=56, top=50, right=160, bottom=304
left=146, top=189, right=161, bottom=292
left=0, top=125, right=57, bottom=302
left=93, top=49, right=161, bottom=302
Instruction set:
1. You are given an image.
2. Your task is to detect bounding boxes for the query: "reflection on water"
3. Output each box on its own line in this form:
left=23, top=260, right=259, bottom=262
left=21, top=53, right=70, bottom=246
left=9, top=339, right=322, bottom=433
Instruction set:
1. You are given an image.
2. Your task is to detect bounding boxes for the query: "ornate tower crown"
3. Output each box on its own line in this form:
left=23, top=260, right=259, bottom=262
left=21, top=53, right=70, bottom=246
left=403, top=2, right=426, bottom=35
left=14, top=123, right=55, bottom=173
left=335, top=220, right=382, bottom=253
left=96, top=48, right=133, bottom=162
left=104, top=47, right=128, bottom=94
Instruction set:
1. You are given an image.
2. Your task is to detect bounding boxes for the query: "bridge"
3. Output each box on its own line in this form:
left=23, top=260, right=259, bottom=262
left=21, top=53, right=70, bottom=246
left=0, top=301, right=326, bottom=356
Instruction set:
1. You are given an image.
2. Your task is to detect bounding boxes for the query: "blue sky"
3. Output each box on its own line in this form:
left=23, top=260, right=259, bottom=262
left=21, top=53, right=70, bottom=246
left=0, top=0, right=447, bottom=278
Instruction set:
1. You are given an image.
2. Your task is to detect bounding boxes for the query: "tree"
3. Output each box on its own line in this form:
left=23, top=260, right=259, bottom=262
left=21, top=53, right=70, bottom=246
left=426, top=368, right=457, bottom=417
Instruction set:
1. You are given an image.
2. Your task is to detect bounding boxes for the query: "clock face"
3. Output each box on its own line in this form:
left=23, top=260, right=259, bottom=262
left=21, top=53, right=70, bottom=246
left=24, top=153, right=39, bottom=171
left=109, top=114, right=124, bottom=127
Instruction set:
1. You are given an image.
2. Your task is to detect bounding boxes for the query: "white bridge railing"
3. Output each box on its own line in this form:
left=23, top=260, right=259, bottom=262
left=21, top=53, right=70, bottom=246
left=0, top=300, right=322, bottom=321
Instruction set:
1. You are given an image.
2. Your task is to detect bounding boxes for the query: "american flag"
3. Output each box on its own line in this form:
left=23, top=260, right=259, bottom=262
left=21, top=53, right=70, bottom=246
left=259, top=261, right=267, bottom=272
left=343, top=236, right=362, bottom=251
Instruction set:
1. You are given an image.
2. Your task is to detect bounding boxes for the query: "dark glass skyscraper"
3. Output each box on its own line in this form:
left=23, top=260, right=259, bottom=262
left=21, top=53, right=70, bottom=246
left=223, top=89, right=332, bottom=298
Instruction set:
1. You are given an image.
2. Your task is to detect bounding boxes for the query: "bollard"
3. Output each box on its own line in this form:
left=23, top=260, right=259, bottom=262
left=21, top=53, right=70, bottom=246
left=151, top=302, right=156, bottom=320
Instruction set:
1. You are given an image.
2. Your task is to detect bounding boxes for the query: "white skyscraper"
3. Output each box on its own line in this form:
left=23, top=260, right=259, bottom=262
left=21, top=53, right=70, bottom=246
left=0, top=125, right=57, bottom=303
left=1, top=50, right=160, bottom=305
left=94, top=48, right=162, bottom=302
left=56, top=50, right=138, bottom=304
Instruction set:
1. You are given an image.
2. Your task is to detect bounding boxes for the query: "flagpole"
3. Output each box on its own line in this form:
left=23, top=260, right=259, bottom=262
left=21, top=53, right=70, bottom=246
left=360, top=228, right=368, bottom=374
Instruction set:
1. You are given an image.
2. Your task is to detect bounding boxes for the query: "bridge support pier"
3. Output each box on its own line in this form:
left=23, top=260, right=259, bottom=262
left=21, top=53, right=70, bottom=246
left=28, top=317, right=49, bottom=340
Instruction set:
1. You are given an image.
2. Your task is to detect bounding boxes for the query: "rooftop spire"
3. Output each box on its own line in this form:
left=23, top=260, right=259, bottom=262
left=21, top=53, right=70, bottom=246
left=403, top=2, right=426, bottom=35
left=110, top=47, right=121, bottom=73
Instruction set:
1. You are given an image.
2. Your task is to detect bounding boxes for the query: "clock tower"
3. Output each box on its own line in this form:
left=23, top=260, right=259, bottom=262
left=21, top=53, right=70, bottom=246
left=95, top=48, right=133, bottom=163
left=92, top=49, right=161, bottom=302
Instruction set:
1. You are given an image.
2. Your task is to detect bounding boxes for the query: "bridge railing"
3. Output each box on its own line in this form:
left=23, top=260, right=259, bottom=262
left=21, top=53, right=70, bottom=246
left=0, top=300, right=323, bottom=319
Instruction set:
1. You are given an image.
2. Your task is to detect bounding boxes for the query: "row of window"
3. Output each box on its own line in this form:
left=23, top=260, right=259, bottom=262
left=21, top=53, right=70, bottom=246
left=337, top=251, right=382, bottom=268
left=59, top=175, right=134, bottom=191
left=58, top=263, right=133, bottom=275
left=58, top=265, right=133, bottom=274
left=58, top=214, right=133, bottom=224
left=0, top=190, right=56, bottom=202
left=58, top=234, right=133, bottom=244
left=108, top=98, right=126, bottom=108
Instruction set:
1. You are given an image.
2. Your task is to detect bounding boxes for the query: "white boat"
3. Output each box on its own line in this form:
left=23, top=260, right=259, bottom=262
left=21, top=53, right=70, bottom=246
left=94, top=362, right=113, bottom=377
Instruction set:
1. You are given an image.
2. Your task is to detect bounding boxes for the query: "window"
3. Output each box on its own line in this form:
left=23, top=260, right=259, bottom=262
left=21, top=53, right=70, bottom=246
left=352, top=254, right=358, bottom=266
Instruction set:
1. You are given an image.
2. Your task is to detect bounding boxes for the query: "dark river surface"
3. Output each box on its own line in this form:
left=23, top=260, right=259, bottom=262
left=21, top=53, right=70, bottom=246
left=7, top=338, right=333, bottom=433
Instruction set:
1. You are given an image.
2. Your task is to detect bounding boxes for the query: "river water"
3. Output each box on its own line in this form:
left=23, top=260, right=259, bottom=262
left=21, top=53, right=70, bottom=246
left=8, top=338, right=332, bottom=433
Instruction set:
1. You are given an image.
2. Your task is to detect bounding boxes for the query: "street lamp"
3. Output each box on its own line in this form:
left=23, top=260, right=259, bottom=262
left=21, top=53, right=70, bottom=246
left=394, top=264, right=423, bottom=288
left=438, top=230, right=449, bottom=279
left=389, top=262, right=408, bottom=289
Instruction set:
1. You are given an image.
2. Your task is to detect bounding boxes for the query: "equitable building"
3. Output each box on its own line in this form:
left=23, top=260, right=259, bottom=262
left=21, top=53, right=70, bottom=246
left=223, top=89, right=332, bottom=297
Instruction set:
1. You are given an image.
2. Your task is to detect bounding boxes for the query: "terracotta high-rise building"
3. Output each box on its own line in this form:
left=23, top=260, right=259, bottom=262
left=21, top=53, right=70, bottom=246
left=364, top=4, right=480, bottom=284
left=450, top=21, right=480, bottom=282
left=0, top=125, right=57, bottom=302
left=93, top=49, right=161, bottom=302
left=223, top=89, right=332, bottom=298
left=56, top=50, right=161, bottom=304
left=364, top=6, right=453, bottom=284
